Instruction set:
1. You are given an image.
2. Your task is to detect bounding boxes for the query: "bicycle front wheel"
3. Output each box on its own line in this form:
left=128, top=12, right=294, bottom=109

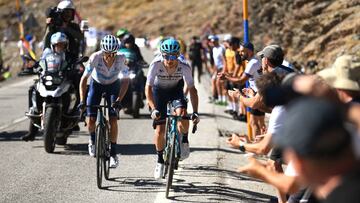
left=165, top=132, right=176, bottom=198
left=104, top=126, right=110, bottom=180
left=96, top=124, right=105, bottom=189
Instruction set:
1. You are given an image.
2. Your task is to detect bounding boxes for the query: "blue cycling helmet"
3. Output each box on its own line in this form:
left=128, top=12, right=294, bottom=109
left=160, top=38, right=180, bottom=54
left=50, top=32, right=68, bottom=51
left=100, top=35, right=119, bottom=53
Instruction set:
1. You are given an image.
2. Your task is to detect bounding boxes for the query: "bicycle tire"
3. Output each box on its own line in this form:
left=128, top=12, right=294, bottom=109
left=96, top=124, right=105, bottom=189
left=165, top=131, right=176, bottom=198
left=162, top=118, right=171, bottom=179
left=104, top=125, right=110, bottom=180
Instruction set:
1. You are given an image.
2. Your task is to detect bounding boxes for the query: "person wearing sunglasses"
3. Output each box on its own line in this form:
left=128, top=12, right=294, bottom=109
left=78, top=35, right=130, bottom=168
left=145, top=38, right=200, bottom=180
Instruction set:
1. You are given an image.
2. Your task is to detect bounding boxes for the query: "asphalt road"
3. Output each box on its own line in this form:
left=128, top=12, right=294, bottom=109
left=0, top=48, right=275, bottom=203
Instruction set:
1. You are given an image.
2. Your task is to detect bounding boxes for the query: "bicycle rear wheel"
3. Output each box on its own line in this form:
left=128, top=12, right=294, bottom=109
left=165, top=132, right=176, bottom=198
left=104, top=125, right=110, bottom=180
left=96, top=125, right=105, bottom=189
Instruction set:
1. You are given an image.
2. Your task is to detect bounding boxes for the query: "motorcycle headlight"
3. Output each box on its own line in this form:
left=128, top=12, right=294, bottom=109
left=45, top=75, right=53, bottom=81
left=45, top=81, right=53, bottom=86
left=129, top=73, right=136, bottom=79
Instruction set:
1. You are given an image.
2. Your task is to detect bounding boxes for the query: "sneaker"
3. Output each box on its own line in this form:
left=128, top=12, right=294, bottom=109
left=88, top=143, right=95, bottom=157
left=110, top=155, right=119, bottom=168
left=154, top=163, right=165, bottom=180
left=180, top=142, right=190, bottom=161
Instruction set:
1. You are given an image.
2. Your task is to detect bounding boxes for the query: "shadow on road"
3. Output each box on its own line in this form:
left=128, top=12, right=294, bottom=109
left=52, top=143, right=89, bottom=156
left=0, top=130, right=27, bottom=141
left=101, top=176, right=164, bottom=192
left=168, top=164, right=275, bottom=202
left=117, top=144, right=156, bottom=155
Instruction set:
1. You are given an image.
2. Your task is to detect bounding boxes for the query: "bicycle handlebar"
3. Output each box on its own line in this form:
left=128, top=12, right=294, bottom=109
left=153, top=114, right=198, bottom=134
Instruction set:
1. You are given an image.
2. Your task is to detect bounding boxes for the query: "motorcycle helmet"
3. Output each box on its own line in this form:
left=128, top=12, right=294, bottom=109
left=50, top=32, right=68, bottom=51
left=57, top=0, right=75, bottom=22
left=100, top=35, right=119, bottom=53
left=122, top=34, right=135, bottom=45
left=116, top=28, right=129, bottom=38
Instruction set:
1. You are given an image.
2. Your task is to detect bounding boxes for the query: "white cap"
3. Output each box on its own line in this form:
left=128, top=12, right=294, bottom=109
left=57, top=0, right=75, bottom=10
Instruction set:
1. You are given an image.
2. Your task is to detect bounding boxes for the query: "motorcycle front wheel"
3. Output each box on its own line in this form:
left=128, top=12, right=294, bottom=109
left=43, top=107, right=58, bottom=153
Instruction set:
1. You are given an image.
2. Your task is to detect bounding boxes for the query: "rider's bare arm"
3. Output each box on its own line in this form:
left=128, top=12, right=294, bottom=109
left=79, top=74, right=89, bottom=103
left=189, top=86, right=199, bottom=113
left=145, top=84, right=156, bottom=110
left=117, top=78, right=130, bottom=102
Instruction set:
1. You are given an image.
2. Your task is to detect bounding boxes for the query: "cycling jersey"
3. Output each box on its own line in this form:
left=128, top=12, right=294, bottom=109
left=146, top=55, right=194, bottom=90
left=83, top=50, right=129, bottom=85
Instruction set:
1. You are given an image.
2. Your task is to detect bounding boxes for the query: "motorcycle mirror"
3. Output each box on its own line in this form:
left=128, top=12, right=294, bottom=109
left=77, top=56, right=89, bottom=64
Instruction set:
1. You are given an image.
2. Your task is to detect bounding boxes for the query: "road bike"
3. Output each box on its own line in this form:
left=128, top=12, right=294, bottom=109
left=157, top=101, right=197, bottom=198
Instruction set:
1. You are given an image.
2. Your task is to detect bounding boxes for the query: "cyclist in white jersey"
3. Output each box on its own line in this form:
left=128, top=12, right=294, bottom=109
left=145, top=38, right=200, bottom=180
left=79, top=35, right=129, bottom=168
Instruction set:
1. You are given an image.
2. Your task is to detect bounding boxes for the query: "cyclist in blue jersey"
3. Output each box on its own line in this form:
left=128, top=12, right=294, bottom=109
left=145, top=38, right=200, bottom=180
left=78, top=35, right=130, bottom=168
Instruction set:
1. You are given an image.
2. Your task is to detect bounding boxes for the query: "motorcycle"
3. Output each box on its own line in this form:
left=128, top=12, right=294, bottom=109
left=25, top=52, right=88, bottom=153
left=118, top=48, right=147, bottom=118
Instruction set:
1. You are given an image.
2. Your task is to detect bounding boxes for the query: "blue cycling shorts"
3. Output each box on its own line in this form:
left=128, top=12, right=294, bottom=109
left=86, top=79, right=120, bottom=118
left=152, top=86, right=187, bottom=120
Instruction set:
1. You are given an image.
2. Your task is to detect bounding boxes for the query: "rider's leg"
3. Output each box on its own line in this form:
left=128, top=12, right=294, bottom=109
left=87, top=117, right=96, bottom=142
left=154, top=124, right=166, bottom=179
left=176, top=108, right=189, bottom=135
left=154, top=124, right=166, bottom=163
left=109, top=117, right=118, bottom=156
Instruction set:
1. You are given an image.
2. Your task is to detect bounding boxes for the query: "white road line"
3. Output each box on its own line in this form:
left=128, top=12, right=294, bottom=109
left=0, top=116, right=28, bottom=131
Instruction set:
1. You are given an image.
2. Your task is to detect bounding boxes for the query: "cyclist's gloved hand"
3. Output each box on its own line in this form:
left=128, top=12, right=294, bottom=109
left=111, top=100, right=122, bottom=110
left=191, top=112, right=200, bottom=124
left=151, top=109, right=160, bottom=120
left=77, top=101, right=85, bottom=111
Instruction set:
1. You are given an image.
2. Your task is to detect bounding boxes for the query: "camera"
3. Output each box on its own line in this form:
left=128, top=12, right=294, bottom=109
left=46, top=7, right=63, bottom=27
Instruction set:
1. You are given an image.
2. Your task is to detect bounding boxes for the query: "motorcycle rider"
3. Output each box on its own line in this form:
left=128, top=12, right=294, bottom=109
left=78, top=35, right=130, bottom=168
left=121, top=33, right=147, bottom=66
left=43, top=0, right=84, bottom=59
left=22, top=32, right=79, bottom=141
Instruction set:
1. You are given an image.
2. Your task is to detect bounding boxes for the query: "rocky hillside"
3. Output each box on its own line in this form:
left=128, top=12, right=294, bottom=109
left=0, top=0, right=359, bottom=74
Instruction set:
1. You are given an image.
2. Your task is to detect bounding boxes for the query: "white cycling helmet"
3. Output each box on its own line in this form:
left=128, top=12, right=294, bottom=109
left=50, top=32, right=68, bottom=51
left=57, top=0, right=75, bottom=10
left=100, top=35, right=119, bottom=53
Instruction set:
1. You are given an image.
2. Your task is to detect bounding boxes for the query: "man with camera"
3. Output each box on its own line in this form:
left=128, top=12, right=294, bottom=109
left=43, top=0, right=84, bottom=60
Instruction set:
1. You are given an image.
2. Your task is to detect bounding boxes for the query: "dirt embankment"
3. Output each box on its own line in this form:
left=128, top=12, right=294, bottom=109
left=0, top=0, right=359, bottom=75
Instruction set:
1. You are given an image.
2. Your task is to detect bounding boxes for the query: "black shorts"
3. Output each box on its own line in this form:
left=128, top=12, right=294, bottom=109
left=249, top=108, right=265, bottom=116
left=152, top=86, right=187, bottom=120
left=226, top=81, right=235, bottom=90
left=269, top=147, right=283, bottom=164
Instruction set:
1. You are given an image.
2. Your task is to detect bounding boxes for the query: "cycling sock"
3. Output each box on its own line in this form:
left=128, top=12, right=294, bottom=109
left=157, top=150, right=164, bottom=164
left=182, top=133, right=189, bottom=143
left=90, top=132, right=96, bottom=143
left=110, top=142, right=117, bottom=156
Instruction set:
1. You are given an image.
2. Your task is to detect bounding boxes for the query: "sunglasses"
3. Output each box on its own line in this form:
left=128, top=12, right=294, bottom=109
left=163, top=54, right=178, bottom=61
left=104, top=52, right=116, bottom=57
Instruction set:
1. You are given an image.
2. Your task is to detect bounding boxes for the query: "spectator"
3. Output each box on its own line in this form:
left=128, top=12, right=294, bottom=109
left=273, top=97, right=360, bottom=203
left=209, top=35, right=226, bottom=104
left=17, top=34, right=36, bottom=73
left=188, top=36, right=206, bottom=83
